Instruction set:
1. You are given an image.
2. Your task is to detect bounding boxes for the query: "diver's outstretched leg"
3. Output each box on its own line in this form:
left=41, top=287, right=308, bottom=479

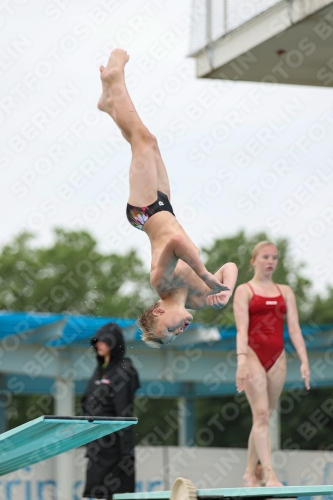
left=98, top=49, right=158, bottom=206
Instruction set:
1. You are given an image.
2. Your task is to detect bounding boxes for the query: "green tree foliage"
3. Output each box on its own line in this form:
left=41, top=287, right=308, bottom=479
left=194, top=230, right=312, bottom=325
left=0, top=229, right=153, bottom=317
left=0, top=228, right=318, bottom=323
left=306, top=287, right=333, bottom=324
left=8, top=388, right=333, bottom=450
left=7, top=394, right=54, bottom=430
left=280, top=386, right=333, bottom=450
left=195, top=394, right=252, bottom=448
left=134, top=396, right=178, bottom=446
left=8, top=393, right=180, bottom=446
left=2, top=229, right=333, bottom=450
left=74, top=394, right=179, bottom=446
left=195, top=387, right=333, bottom=450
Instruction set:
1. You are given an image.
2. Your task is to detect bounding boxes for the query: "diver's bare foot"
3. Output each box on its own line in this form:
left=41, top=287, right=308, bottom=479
left=265, top=478, right=283, bottom=487
left=97, top=49, right=129, bottom=114
left=97, top=65, right=114, bottom=114
left=243, top=473, right=260, bottom=487
left=265, top=471, right=283, bottom=487
left=105, top=48, right=129, bottom=75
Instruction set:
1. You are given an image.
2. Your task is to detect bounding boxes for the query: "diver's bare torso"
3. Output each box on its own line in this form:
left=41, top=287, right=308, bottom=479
left=144, top=211, right=209, bottom=309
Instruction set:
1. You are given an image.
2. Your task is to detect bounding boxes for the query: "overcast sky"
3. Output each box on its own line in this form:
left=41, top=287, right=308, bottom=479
left=1, top=0, right=333, bottom=295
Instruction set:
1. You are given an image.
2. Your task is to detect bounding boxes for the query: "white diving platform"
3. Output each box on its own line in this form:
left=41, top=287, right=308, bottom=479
left=189, top=0, right=333, bottom=87
left=0, top=415, right=137, bottom=476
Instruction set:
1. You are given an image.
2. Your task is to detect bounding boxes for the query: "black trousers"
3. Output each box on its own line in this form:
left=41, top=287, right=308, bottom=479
left=83, top=440, right=135, bottom=499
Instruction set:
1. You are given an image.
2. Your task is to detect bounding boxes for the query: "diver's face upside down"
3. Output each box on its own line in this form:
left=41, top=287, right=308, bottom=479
left=152, top=305, right=193, bottom=344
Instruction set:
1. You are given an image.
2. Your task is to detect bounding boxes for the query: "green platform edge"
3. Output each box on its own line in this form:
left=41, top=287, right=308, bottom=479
left=0, top=416, right=137, bottom=476
left=114, top=485, right=333, bottom=500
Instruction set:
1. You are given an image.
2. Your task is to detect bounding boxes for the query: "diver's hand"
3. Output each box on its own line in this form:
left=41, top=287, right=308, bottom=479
left=201, top=272, right=230, bottom=293
left=206, top=290, right=232, bottom=309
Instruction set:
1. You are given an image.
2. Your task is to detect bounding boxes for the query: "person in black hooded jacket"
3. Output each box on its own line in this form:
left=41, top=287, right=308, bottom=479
left=81, top=322, right=140, bottom=499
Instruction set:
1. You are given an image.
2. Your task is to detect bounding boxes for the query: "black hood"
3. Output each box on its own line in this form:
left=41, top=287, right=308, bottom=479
left=91, top=322, right=125, bottom=365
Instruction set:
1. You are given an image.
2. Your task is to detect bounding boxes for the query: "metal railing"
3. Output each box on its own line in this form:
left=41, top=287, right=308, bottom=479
left=189, top=0, right=282, bottom=54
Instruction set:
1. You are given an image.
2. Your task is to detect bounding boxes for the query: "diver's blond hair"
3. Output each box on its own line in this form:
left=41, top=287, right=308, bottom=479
left=138, top=301, right=162, bottom=349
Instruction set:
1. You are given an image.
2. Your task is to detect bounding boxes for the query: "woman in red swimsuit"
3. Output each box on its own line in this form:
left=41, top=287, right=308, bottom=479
left=233, top=241, right=310, bottom=487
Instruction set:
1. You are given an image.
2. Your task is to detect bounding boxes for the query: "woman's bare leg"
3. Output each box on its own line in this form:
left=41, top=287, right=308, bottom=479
left=244, top=430, right=260, bottom=486
left=266, top=351, right=286, bottom=486
left=97, top=49, right=158, bottom=206
left=243, top=352, right=265, bottom=487
left=243, top=348, right=284, bottom=487
left=245, top=353, right=285, bottom=487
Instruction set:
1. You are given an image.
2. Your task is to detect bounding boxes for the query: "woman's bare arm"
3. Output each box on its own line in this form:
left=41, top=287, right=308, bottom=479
left=284, top=285, right=310, bottom=389
left=233, top=285, right=250, bottom=392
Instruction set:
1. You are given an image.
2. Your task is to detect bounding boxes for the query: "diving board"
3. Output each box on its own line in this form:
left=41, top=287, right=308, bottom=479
left=0, top=415, right=137, bottom=476
left=114, top=484, right=333, bottom=500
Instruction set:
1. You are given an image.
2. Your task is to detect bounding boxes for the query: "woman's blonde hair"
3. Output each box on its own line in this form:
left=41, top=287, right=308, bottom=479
left=251, top=240, right=277, bottom=263
left=138, top=301, right=162, bottom=349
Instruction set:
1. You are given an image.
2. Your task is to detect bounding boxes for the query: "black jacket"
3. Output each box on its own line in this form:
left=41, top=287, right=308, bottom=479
left=81, top=322, right=140, bottom=458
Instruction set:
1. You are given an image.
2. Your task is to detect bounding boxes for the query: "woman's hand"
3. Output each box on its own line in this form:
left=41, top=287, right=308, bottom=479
left=206, top=290, right=232, bottom=309
left=236, top=359, right=250, bottom=393
left=201, top=272, right=230, bottom=294
left=301, top=362, right=310, bottom=390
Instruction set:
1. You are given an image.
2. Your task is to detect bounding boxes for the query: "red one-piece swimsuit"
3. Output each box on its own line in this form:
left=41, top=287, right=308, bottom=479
left=247, top=282, right=287, bottom=372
